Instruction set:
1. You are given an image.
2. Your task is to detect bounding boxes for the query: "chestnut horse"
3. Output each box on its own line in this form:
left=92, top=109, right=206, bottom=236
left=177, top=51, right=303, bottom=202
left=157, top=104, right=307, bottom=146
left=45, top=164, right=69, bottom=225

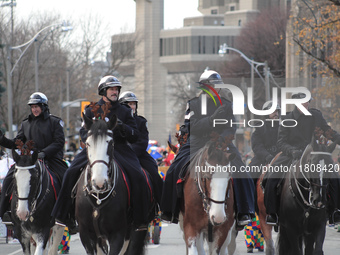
left=180, top=139, right=236, bottom=255
left=256, top=152, right=282, bottom=255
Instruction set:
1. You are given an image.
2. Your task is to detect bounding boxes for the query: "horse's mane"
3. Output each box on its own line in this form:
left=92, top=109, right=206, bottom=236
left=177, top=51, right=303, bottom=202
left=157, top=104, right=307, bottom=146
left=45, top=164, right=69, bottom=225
left=90, top=120, right=109, bottom=143
left=189, top=132, right=235, bottom=173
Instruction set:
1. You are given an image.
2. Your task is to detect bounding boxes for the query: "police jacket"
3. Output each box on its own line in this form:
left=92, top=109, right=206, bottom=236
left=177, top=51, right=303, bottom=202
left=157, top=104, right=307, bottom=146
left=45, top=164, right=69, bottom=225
left=0, top=110, right=65, bottom=160
left=278, top=107, right=340, bottom=156
left=251, top=120, right=279, bottom=165
left=131, top=115, right=148, bottom=157
left=185, top=93, right=236, bottom=150
left=80, top=99, right=139, bottom=144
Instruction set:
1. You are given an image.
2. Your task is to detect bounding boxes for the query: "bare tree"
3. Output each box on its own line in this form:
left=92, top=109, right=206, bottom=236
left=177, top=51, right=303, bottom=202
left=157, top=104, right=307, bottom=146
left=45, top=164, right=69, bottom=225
left=0, top=11, right=133, bottom=144
left=218, top=7, right=287, bottom=110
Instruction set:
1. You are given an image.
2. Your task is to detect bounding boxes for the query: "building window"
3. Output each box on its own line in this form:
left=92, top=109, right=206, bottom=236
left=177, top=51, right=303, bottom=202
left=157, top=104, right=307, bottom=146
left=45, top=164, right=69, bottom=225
left=238, top=19, right=242, bottom=26
left=160, top=35, right=236, bottom=56
left=211, top=9, right=218, bottom=14
left=230, top=6, right=235, bottom=11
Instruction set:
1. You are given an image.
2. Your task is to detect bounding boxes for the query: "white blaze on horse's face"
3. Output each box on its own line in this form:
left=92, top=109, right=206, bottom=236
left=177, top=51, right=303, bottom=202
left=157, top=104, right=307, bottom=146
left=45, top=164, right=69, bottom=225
left=87, top=133, right=112, bottom=190
left=15, top=169, right=31, bottom=221
left=209, top=164, right=231, bottom=225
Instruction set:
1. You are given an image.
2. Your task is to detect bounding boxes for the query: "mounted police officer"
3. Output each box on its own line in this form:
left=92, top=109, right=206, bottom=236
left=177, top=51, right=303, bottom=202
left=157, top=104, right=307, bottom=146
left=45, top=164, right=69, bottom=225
left=265, top=91, right=340, bottom=225
left=161, top=70, right=255, bottom=228
left=248, top=101, right=280, bottom=174
left=52, top=76, right=151, bottom=231
left=0, top=92, right=67, bottom=220
left=118, top=91, right=163, bottom=207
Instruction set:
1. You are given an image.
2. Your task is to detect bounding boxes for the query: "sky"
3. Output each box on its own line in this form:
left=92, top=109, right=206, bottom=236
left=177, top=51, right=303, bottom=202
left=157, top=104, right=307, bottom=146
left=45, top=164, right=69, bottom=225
left=13, top=0, right=202, bottom=34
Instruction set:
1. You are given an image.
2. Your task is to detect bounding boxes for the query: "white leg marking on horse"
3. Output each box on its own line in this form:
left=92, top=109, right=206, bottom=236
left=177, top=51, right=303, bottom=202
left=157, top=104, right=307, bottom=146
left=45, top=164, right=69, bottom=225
left=48, top=225, right=65, bottom=255
left=31, top=233, right=45, bottom=255
left=209, top=169, right=230, bottom=225
left=187, top=236, right=199, bottom=255
left=118, top=240, right=130, bottom=255
left=15, top=169, right=31, bottom=221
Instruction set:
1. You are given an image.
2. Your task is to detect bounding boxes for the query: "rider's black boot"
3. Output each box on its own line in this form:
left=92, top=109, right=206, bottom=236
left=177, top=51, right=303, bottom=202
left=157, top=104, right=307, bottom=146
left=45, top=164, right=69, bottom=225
left=266, top=213, right=279, bottom=226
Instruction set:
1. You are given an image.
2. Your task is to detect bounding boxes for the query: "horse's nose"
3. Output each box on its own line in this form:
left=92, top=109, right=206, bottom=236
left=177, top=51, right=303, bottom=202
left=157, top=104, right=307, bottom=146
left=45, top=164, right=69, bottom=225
left=210, top=214, right=226, bottom=226
left=314, top=200, right=323, bottom=208
left=17, top=209, right=28, bottom=221
left=92, top=179, right=108, bottom=191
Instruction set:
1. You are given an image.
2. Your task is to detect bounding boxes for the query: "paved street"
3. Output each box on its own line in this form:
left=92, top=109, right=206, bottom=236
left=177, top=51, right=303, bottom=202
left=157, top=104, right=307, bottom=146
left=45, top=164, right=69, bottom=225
left=1, top=222, right=339, bottom=254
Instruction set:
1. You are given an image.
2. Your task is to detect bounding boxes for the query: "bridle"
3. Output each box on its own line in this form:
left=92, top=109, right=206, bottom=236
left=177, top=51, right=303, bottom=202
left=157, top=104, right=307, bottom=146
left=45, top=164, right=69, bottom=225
left=14, top=160, right=45, bottom=218
left=195, top=153, right=232, bottom=214
left=290, top=151, right=331, bottom=209
left=85, top=130, right=118, bottom=205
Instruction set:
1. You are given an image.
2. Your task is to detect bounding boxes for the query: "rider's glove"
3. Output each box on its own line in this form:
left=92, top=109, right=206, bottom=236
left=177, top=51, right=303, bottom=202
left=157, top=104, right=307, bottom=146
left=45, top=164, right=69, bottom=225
left=291, top=150, right=302, bottom=160
left=114, top=119, right=126, bottom=138
left=209, top=105, right=226, bottom=124
left=265, top=154, right=274, bottom=164
left=38, top=152, right=45, bottom=159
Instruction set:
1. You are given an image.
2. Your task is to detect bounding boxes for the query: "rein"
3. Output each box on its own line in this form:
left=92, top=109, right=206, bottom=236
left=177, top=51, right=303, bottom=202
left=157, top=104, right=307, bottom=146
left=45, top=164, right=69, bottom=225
left=289, top=151, right=330, bottom=210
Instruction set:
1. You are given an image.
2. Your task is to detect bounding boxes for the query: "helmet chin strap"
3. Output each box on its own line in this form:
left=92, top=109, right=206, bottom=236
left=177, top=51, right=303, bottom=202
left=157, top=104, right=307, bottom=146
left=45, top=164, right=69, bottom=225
left=104, top=90, right=119, bottom=104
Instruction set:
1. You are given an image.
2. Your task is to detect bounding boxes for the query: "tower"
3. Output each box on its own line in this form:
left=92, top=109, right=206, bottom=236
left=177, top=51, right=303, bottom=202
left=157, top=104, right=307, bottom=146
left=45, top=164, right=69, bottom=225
left=134, top=0, right=168, bottom=143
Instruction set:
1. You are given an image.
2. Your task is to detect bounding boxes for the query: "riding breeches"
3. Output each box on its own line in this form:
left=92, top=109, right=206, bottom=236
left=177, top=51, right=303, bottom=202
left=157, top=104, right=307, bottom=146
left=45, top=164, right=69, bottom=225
left=138, top=151, right=163, bottom=205
left=51, top=149, right=88, bottom=221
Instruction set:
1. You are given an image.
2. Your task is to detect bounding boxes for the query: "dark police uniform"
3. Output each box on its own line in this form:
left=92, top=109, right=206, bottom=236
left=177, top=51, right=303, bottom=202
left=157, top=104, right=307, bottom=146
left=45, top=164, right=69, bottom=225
left=161, top=93, right=255, bottom=222
left=249, top=120, right=279, bottom=175
left=132, top=115, right=163, bottom=205
left=52, top=99, right=151, bottom=227
left=0, top=110, right=67, bottom=218
left=264, top=107, right=340, bottom=217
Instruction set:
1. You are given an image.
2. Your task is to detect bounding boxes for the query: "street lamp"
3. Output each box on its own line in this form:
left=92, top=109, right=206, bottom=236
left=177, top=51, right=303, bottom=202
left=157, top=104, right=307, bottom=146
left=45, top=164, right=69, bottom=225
left=34, top=24, right=73, bottom=91
left=218, top=43, right=270, bottom=101
left=6, top=21, right=72, bottom=139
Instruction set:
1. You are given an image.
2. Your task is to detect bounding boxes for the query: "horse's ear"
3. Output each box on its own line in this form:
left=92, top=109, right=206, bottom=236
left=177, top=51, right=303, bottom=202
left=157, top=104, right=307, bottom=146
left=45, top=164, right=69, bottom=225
left=312, top=134, right=319, bottom=150
left=12, top=148, right=20, bottom=163
left=327, top=140, right=337, bottom=154
left=108, top=114, right=117, bottom=130
left=227, top=152, right=236, bottom=162
left=32, top=150, right=38, bottom=163
left=168, top=141, right=178, bottom=154
left=207, top=141, right=216, bottom=157
left=82, top=112, right=93, bottom=130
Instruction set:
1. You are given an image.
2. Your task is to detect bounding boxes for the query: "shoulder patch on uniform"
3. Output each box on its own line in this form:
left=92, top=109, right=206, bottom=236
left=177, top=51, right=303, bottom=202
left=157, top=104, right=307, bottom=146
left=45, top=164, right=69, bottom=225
left=59, top=120, right=64, bottom=127
left=145, top=121, right=148, bottom=129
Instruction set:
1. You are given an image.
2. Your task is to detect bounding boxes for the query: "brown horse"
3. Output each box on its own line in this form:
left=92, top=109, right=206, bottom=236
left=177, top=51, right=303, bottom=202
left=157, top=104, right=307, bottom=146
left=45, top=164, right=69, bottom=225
left=180, top=139, right=235, bottom=255
left=256, top=152, right=282, bottom=255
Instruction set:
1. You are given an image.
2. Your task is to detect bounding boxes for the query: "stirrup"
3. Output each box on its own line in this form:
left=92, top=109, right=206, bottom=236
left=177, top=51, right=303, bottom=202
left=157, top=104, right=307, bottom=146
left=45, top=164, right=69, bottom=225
left=265, top=214, right=278, bottom=226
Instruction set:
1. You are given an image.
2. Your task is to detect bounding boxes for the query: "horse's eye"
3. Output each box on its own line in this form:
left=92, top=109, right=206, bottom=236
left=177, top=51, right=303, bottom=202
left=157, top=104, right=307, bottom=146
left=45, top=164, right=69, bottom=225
left=86, top=143, right=90, bottom=147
